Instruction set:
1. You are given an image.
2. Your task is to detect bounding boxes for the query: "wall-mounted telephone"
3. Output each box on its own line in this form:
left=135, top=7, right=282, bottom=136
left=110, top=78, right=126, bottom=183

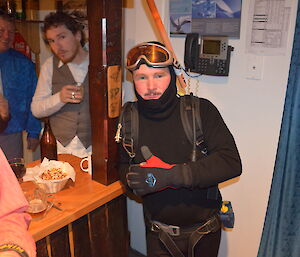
left=184, top=33, right=234, bottom=76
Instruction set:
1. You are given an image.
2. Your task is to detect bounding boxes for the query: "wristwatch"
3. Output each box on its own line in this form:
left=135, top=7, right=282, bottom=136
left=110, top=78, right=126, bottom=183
left=0, top=244, right=29, bottom=257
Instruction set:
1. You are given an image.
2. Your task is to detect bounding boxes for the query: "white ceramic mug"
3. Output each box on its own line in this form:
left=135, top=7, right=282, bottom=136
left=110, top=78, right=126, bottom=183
left=80, top=155, right=92, bottom=175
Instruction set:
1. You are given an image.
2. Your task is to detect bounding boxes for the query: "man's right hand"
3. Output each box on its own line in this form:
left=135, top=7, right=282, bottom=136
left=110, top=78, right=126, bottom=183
left=59, top=85, right=83, bottom=104
left=126, top=146, right=192, bottom=196
left=0, top=94, right=9, bottom=120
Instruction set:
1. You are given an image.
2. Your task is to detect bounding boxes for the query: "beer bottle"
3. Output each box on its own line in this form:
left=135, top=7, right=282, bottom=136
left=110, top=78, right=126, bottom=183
left=15, top=0, right=25, bottom=19
left=40, top=118, right=57, bottom=161
left=0, top=1, right=16, bottom=16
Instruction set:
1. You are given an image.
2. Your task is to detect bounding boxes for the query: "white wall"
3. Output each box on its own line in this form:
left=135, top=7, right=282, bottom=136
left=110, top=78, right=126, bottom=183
left=123, top=0, right=298, bottom=256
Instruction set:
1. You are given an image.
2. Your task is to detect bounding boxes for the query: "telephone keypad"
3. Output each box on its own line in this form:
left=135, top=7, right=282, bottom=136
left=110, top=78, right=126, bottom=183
left=197, top=58, right=228, bottom=76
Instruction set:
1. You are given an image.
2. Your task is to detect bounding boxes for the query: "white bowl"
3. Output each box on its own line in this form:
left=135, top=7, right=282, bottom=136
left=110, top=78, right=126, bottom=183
left=35, top=178, right=69, bottom=193
left=34, top=159, right=75, bottom=193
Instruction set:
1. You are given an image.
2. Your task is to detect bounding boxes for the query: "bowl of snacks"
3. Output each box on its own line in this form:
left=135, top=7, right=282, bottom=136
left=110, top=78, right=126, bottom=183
left=34, top=158, right=76, bottom=193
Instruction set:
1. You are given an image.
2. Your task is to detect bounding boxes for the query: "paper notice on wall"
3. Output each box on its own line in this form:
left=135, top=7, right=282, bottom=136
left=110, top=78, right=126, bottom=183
left=246, top=0, right=292, bottom=55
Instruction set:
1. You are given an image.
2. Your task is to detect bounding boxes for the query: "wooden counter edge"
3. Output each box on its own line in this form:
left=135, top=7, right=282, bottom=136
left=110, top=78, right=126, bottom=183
left=30, top=181, right=126, bottom=241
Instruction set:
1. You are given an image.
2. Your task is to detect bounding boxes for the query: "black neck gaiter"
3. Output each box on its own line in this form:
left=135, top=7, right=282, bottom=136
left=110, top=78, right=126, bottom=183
left=134, top=66, right=179, bottom=120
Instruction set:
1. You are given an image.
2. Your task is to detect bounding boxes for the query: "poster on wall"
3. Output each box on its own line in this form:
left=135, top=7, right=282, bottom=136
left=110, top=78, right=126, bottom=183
left=170, top=0, right=242, bottom=38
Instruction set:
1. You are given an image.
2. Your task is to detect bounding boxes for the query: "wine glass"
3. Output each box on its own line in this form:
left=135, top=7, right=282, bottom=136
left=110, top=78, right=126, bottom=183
left=8, top=157, right=26, bottom=183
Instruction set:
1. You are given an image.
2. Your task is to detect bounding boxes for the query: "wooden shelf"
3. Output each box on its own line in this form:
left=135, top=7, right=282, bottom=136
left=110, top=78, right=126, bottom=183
left=15, top=19, right=43, bottom=23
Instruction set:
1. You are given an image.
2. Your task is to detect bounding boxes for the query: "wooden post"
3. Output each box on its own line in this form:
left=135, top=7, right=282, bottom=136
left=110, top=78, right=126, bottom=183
left=86, top=3, right=129, bottom=257
left=86, top=0, right=122, bottom=185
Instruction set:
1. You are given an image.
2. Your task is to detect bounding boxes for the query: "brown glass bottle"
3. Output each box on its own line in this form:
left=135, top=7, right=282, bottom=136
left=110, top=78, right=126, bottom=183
left=40, top=118, right=57, bottom=161
left=0, top=1, right=16, bottom=16
left=15, top=0, right=24, bottom=19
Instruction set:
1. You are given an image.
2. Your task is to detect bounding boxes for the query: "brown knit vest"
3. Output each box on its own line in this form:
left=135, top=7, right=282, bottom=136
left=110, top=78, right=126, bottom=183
left=49, top=56, right=91, bottom=148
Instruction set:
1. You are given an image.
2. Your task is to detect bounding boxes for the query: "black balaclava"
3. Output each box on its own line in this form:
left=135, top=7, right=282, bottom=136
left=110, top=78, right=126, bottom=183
left=134, top=65, right=178, bottom=120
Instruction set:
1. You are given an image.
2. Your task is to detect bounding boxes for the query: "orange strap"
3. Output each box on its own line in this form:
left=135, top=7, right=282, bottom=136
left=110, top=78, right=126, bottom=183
left=146, top=0, right=186, bottom=95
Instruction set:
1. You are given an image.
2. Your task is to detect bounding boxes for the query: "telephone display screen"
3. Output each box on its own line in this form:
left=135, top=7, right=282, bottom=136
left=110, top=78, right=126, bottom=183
left=202, top=40, right=221, bottom=55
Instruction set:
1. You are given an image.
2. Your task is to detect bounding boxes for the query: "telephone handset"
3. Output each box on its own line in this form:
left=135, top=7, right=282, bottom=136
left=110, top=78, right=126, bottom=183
left=184, top=33, right=199, bottom=71
left=184, top=33, right=234, bottom=76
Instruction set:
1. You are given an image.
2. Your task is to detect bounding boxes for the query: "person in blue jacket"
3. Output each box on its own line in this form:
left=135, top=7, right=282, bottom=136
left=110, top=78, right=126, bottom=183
left=0, top=11, right=41, bottom=160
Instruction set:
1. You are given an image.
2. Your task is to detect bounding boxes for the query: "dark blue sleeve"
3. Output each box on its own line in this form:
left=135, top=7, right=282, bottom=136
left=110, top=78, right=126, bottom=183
left=25, top=60, right=41, bottom=138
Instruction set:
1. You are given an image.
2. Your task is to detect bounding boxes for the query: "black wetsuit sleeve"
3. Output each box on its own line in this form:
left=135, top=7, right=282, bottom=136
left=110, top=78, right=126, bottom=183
left=187, top=99, right=242, bottom=188
left=118, top=145, right=133, bottom=193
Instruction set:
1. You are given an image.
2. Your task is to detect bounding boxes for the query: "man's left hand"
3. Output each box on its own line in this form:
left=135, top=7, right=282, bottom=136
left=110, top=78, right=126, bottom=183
left=27, top=138, right=39, bottom=151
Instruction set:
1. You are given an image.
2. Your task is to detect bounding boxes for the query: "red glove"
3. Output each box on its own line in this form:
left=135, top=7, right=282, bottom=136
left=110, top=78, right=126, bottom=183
left=126, top=146, right=191, bottom=196
left=140, top=145, right=175, bottom=169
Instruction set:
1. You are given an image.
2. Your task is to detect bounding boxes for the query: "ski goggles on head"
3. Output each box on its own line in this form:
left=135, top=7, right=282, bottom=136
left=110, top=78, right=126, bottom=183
left=126, top=42, right=173, bottom=71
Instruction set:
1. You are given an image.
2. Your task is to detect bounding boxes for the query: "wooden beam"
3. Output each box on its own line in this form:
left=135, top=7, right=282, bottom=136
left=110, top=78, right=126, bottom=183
left=86, top=0, right=122, bottom=185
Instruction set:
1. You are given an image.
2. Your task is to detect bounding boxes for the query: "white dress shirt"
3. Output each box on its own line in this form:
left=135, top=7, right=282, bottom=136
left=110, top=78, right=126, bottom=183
left=31, top=55, right=92, bottom=158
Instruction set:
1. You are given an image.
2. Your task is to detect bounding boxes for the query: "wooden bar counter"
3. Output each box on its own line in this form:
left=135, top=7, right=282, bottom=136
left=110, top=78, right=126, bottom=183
left=23, top=154, right=129, bottom=257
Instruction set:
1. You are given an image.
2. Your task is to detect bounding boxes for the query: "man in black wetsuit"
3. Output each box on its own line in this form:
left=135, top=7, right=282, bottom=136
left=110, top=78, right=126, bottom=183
left=118, top=42, right=242, bottom=257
